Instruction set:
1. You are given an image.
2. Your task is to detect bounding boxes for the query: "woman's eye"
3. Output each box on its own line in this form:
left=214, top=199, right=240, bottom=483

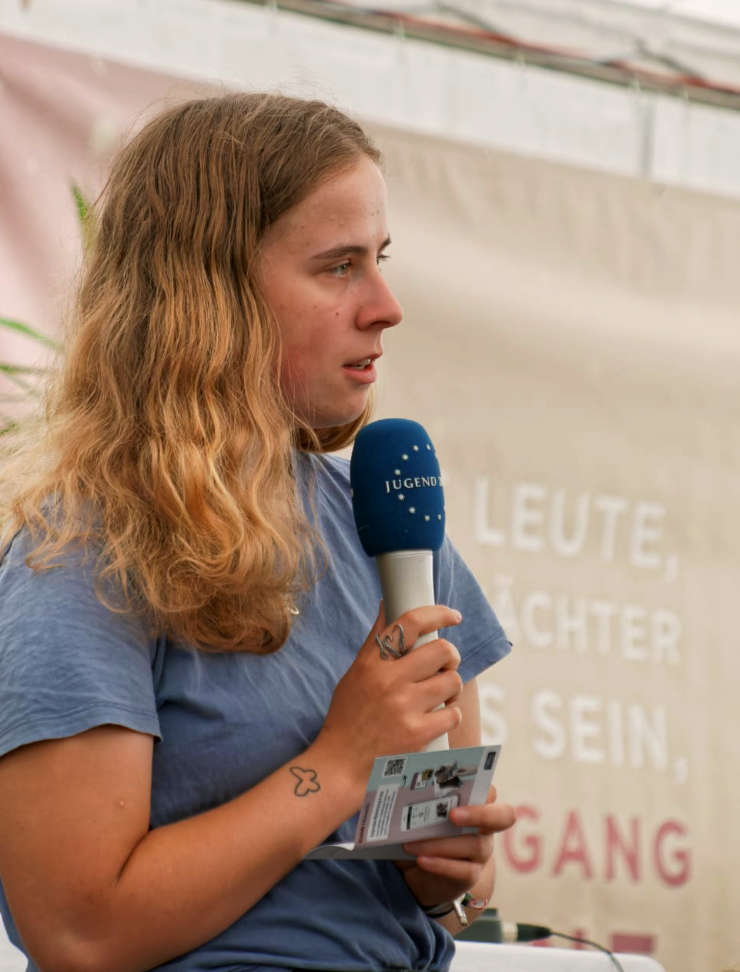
left=327, top=253, right=389, bottom=277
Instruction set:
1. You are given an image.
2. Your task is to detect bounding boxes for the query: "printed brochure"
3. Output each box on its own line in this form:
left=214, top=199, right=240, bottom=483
left=306, top=744, right=500, bottom=860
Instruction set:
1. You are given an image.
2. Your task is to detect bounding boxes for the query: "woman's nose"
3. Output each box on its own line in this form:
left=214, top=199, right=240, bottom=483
left=356, top=269, right=403, bottom=330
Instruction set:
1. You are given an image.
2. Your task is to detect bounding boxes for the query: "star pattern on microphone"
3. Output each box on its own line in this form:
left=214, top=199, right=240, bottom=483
left=390, top=439, right=444, bottom=517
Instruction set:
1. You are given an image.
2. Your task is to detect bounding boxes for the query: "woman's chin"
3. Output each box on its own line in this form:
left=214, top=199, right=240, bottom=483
left=297, top=396, right=370, bottom=432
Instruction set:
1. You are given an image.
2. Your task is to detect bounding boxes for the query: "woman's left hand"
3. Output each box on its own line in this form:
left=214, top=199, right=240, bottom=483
left=395, top=786, right=516, bottom=909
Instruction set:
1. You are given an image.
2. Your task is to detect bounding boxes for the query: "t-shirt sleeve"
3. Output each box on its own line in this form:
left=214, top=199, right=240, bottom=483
left=434, top=535, right=511, bottom=683
left=0, top=529, right=162, bottom=759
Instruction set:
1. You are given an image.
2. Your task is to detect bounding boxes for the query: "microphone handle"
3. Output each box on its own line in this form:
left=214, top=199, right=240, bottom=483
left=376, top=550, right=449, bottom=751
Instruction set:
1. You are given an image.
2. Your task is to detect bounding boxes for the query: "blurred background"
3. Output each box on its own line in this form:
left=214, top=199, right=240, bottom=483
left=2, top=2, right=740, bottom=970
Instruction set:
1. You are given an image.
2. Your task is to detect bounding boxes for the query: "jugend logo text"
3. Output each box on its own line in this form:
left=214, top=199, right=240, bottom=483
left=384, top=475, right=443, bottom=494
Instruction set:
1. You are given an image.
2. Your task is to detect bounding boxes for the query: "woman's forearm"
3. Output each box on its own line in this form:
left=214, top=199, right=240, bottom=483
left=2, top=730, right=364, bottom=972
left=104, top=736, right=363, bottom=970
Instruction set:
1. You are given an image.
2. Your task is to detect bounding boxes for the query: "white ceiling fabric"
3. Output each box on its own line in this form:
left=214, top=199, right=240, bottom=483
left=1, top=0, right=739, bottom=198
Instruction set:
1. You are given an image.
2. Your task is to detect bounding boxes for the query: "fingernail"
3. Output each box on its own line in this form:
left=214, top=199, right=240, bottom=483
left=452, top=807, right=470, bottom=824
left=452, top=610, right=462, bottom=622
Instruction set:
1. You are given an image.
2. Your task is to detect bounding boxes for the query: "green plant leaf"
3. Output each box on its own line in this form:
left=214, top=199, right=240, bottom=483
left=71, top=183, right=89, bottom=225
left=0, top=316, right=59, bottom=350
left=0, top=366, right=44, bottom=396
left=0, top=363, right=47, bottom=375
left=0, top=394, right=34, bottom=405
left=0, top=374, right=35, bottom=395
left=71, top=182, right=94, bottom=250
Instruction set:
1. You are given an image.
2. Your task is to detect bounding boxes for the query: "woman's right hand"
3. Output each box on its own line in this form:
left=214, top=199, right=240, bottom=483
left=317, top=603, right=464, bottom=778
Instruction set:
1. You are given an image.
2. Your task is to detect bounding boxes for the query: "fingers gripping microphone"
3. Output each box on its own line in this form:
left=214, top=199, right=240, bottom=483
left=350, top=418, right=448, bottom=751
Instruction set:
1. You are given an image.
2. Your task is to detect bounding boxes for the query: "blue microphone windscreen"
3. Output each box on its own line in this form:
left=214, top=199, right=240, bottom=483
left=350, top=418, right=445, bottom=557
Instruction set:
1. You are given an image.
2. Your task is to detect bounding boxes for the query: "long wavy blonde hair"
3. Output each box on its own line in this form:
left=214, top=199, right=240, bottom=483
left=0, top=92, right=380, bottom=653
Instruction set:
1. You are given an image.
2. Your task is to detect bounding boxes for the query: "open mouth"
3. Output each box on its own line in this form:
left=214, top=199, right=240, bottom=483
left=344, top=358, right=373, bottom=370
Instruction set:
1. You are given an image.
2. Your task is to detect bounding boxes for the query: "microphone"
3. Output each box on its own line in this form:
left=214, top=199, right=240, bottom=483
left=350, top=418, right=448, bottom=750
left=456, top=913, right=623, bottom=966
left=456, top=911, right=551, bottom=943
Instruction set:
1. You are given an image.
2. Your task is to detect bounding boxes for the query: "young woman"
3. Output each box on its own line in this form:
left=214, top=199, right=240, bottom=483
left=0, top=92, right=514, bottom=972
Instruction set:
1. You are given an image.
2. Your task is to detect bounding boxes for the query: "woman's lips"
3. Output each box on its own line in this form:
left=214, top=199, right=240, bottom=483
left=342, top=357, right=377, bottom=382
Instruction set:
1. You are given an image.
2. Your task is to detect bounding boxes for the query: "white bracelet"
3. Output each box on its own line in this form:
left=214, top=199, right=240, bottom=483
left=423, top=892, right=489, bottom=926
left=421, top=895, right=469, bottom=926
left=421, top=900, right=457, bottom=919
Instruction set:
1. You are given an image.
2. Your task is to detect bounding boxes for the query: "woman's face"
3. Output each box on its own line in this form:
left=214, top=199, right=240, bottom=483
left=258, top=155, right=402, bottom=429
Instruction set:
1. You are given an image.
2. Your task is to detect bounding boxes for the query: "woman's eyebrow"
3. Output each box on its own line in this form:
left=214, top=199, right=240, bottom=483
left=310, top=237, right=392, bottom=261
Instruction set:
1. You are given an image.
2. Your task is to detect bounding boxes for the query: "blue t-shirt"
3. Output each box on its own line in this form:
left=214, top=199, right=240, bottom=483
left=0, top=453, right=510, bottom=971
